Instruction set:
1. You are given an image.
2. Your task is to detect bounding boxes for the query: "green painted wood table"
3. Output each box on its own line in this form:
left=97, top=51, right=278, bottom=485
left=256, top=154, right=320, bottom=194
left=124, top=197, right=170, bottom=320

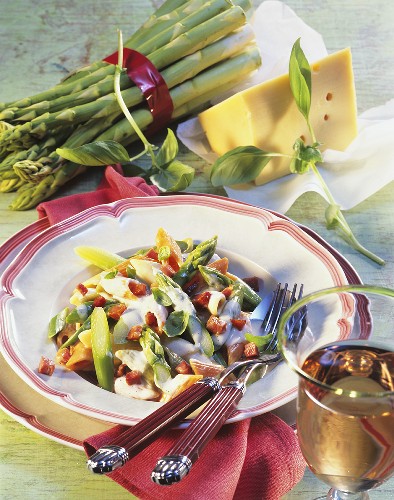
left=1, top=1, right=393, bottom=498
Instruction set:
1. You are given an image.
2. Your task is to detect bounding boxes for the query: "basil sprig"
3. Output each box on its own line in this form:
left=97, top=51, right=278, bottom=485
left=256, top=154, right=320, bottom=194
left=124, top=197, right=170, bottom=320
left=209, top=38, right=384, bottom=266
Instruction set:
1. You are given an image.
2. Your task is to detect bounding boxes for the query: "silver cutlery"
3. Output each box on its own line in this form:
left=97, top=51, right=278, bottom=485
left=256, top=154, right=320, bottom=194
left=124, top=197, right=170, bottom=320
left=151, top=283, right=304, bottom=485
left=87, top=283, right=303, bottom=475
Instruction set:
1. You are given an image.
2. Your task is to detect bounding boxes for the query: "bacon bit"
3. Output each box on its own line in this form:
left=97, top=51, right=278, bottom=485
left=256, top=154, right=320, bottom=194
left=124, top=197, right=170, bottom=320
left=206, top=315, right=227, bottom=335
left=183, top=273, right=203, bottom=295
left=77, top=283, right=89, bottom=296
left=116, top=265, right=128, bottom=277
left=145, top=312, right=158, bottom=328
left=93, top=295, right=107, bottom=307
left=244, top=342, right=259, bottom=358
left=38, top=356, right=55, bottom=376
left=209, top=257, right=229, bottom=274
left=242, top=276, right=260, bottom=292
left=175, top=360, right=193, bottom=375
left=221, top=286, right=233, bottom=298
left=231, top=318, right=247, bottom=331
left=125, top=370, right=142, bottom=385
left=56, top=348, right=71, bottom=365
left=192, top=291, right=212, bottom=308
left=116, top=363, right=131, bottom=378
left=128, top=281, right=147, bottom=296
left=168, top=255, right=180, bottom=272
left=127, top=325, right=143, bottom=341
left=145, top=248, right=159, bottom=261
left=107, top=303, right=127, bottom=320
left=161, top=263, right=176, bottom=277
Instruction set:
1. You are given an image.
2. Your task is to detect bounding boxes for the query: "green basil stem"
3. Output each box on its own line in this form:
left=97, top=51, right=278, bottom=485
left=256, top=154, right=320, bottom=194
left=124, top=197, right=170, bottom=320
left=309, top=162, right=385, bottom=266
left=114, top=30, right=157, bottom=165
left=307, top=120, right=317, bottom=145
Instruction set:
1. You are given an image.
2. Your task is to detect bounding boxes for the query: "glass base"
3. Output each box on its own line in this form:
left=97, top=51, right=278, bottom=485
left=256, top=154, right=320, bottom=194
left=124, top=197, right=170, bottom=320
left=327, top=488, right=369, bottom=500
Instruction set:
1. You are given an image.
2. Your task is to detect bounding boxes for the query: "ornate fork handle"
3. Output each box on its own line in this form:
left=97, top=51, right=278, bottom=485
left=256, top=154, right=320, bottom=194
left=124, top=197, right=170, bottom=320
left=87, top=377, right=221, bottom=474
left=151, top=364, right=261, bottom=485
left=151, top=283, right=305, bottom=485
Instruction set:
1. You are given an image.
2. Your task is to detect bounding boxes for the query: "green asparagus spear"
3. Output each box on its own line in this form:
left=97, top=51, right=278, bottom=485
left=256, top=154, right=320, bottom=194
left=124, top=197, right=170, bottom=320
left=198, top=264, right=232, bottom=289
left=91, top=307, right=114, bottom=392
left=1, top=5, right=246, bottom=147
left=172, top=236, right=218, bottom=287
left=6, top=11, right=261, bottom=208
left=4, top=0, right=235, bottom=123
left=74, top=246, right=126, bottom=270
left=199, top=265, right=262, bottom=311
left=211, top=282, right=244, bottom=350
left=139, top=326, right=172, bottom=390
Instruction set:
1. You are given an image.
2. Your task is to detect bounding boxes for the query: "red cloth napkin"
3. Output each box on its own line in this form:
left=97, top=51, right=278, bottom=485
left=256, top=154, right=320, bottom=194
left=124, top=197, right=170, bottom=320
left=36, top=166, right=306, bottom=499
left=36, top=165, right=159, bottom=224
left=84, top=413, right=305, bottom=500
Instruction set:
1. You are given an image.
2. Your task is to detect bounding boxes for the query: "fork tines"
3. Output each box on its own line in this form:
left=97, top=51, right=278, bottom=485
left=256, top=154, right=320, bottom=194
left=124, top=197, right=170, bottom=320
left=262, top=283, right=303, bottom=352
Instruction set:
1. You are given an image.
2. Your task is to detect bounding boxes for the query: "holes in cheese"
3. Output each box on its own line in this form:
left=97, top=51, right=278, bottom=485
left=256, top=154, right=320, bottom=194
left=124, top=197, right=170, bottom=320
left=198, top=48, right=358, bottom=186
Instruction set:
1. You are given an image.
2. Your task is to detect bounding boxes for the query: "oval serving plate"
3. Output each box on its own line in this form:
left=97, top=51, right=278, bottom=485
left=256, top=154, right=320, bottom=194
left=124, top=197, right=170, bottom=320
left=0, top=195, right=354, bottom=425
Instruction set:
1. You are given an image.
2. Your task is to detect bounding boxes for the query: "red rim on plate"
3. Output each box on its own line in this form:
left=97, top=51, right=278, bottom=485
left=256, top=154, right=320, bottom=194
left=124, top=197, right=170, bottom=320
left=0, top=195, right=365, bottom=447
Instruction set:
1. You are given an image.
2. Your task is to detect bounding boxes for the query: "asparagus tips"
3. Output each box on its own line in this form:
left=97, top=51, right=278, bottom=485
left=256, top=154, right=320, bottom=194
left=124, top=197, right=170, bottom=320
left=2, top=0, right=260, bottom=209
left=172, top=236, right=218, bottom=287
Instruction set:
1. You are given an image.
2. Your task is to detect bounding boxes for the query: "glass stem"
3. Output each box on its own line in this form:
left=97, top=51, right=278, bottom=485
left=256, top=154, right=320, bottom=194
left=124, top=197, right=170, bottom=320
left=327, top=488, right=370, bottom=500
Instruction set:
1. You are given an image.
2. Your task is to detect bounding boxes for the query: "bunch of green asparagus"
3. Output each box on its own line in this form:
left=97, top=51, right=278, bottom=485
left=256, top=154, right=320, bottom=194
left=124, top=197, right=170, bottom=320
left=0, top=0, right=260, bottom=210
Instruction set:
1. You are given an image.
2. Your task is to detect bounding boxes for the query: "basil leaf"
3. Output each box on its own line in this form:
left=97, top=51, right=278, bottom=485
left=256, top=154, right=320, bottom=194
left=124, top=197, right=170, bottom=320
left=126, top=265, right=137, bottom=279
left=299, top=145, right=323, bottom=164
left=57, top=140, right=130, bottom=166
left=104, top=270, right=117, bottom=279
left=150, top=161, right=194, bottom=192
left=122, top=163, right=150, bottom=176
left=155, top=129, right=178, bottom=168
left=48, top=307, right=69, bottom=338
left=210, top=146, right=274, bottom=186
left=289, top=38, right=312, bottom=121
left=152, top=288, right=173, bottom=307
left=164, top=310, right=190, bottom=337
left=176, top=238, right=193, bottom=253
left=244, top=333, right=274, bottom=350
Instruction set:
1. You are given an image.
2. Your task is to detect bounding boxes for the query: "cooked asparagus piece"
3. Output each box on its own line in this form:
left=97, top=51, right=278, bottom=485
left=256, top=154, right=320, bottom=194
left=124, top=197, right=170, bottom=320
left=171, top=236, right=218, bottom=287
left=91, top=307, right=114, bottom=392
left=199, top=265, right=262, bottom=310
left=211, top=282, right=244, bottom=350
left=139, top=326, right=172, bottom=390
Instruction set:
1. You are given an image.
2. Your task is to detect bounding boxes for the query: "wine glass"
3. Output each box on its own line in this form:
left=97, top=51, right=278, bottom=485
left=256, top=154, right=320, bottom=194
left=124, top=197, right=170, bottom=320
left=277, top=284, right=394, bottom=500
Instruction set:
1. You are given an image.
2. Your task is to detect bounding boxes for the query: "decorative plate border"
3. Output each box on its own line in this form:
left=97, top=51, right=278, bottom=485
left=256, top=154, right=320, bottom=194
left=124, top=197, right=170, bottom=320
left=0, top=195, right=364, bottom=427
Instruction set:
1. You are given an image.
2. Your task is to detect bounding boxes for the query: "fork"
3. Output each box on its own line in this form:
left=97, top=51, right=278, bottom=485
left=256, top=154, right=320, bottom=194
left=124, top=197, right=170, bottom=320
left=151, top=283, right=304, bottom=485
left=86, top=283, right=302, bottom=475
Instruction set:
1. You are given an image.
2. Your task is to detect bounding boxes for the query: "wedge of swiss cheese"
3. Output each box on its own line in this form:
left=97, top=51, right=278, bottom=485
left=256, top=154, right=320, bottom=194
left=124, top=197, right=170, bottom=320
left=198, top=48, right=358, bottom=185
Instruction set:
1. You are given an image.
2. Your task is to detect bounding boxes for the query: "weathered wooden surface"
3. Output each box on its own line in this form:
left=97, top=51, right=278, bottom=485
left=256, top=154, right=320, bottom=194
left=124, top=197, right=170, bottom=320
left=1, top=0, right=393, bottom=498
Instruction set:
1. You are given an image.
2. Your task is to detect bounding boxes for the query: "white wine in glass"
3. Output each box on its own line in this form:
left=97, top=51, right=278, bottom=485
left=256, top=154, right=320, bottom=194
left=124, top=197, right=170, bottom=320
left=278, top=285, right=394, bottom=500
